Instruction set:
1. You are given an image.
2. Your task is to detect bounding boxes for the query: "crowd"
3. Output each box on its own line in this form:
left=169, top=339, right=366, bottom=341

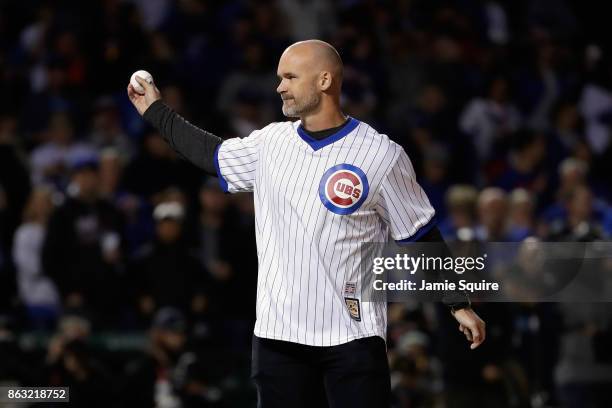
left=1, top=0, right=611, bottom=406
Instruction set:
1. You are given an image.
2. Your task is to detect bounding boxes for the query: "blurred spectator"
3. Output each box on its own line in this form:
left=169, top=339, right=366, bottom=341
left=475, top=187, right=508, bottom=241
left=216, top=42, right=277, bottom=131
left=507, top=188, right=536, bottom=242
left=538, top=157, right=612, bottom=237
left=407, top=84, right=454, bottom=145
left=460, top=76, right=522, bottom=163
left=390, top=330, right=442, bottom=408
left=541, top=157, right=589, bottom=224
left=45, top=314, right=111, bottom=407
left=492, top=129, right=547, bottom=193
left=547, top=101, right=590, bottom=174
left=46, top=314, right=93, bottom=369
left=12, top=186, right=60, bottom=330
left=197, top=182, right=256, bottom=323
left=120, top=307, right=189, bottom=407
left=22, top=57, right=84, bottom=134
left=50, top=339, right=113, bottom=407
left=173, top=351, right=223, bottom=407
left=518, top=43, right=565, bottom=131
left=548, top=185, right=607, bottom=241
left=30, top=112, right=97, bottom=188
left=131, top=202, right=207, bottom=322
left=197, top=181, right=232, bottom=284
left=132, top=0, right=173, bottom=32
left=229, top=90, right=269, bottom=138
left=579, top=72, right=612, bottom=155
left=42, top=158, right=126, bottom=328
left=278, top=0, right=335, bottom=40
left=89, top=97, right=134, bottom=159
left=98, top=148, right=126, bottom=201
left=439, top=185, right=478, bottom=240
left=482, top=1, right=509, bottom=45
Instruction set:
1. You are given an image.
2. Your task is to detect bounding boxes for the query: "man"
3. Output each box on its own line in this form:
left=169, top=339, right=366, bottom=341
left=131, top=202, right=207, bottom=317
left=128, top=40, right=485, bottom=408
left=42, top=157, right=125, bottom=328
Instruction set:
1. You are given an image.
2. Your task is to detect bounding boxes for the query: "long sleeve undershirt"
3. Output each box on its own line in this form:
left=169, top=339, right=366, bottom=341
left=143, top=100, right=222, bottom=176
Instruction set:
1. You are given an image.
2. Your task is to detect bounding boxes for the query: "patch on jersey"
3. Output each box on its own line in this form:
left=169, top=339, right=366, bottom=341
left=344, top=282, right=357, bottom=296
left=319, top=164, right=369, bottom=215
left=344, top=298, right=361, bottom=321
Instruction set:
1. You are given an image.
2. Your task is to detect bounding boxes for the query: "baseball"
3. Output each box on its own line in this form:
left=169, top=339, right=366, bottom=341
left=130, top=70, right=153, bottom=94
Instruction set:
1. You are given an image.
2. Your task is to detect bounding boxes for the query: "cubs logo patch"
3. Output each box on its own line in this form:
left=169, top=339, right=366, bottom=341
left=318, top=164, right=369, bottom=215
left=344, top=298, right=361, bottom=321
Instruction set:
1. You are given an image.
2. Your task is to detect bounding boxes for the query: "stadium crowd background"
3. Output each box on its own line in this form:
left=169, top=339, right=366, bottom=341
left=0, top=0, right=611, bottom=407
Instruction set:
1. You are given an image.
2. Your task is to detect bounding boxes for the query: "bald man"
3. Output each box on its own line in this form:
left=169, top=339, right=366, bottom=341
left=129, top=40, right=485, bottom=408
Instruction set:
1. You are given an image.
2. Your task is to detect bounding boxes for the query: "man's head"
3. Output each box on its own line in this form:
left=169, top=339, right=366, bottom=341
left=150, top=307, right=187, bottom=359
left=276, top=40, right=343, bottom=118
left=477, top=187, right=508, bottom=238
left=153, top=202, right=185, bottom=244
left=70, top=157, right=100, bottom=201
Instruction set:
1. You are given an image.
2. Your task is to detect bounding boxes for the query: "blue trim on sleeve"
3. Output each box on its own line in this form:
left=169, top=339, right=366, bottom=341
left=213, top=143, right=229, bottom=193
left=297, top=117, right=360, bottom=151
left=396, top=216, right=437, bottom=243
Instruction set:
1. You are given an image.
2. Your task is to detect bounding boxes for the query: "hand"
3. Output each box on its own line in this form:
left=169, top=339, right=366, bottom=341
left=452, top=307, right=486, bottom=350
left=127, top=75, right=161, bottom=116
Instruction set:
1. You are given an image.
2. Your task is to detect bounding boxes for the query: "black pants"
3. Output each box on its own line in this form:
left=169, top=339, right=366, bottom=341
left=251, top=335, right=390, bottom=408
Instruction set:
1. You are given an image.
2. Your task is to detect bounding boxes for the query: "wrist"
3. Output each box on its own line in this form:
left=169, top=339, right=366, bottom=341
left=450, top=300, right=472, bottom=314
left=142, top=99, right=164, bottom=119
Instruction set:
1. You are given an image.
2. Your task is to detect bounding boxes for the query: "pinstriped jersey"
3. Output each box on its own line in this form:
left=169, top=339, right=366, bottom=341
left=214, top=117, right=435, bottom=346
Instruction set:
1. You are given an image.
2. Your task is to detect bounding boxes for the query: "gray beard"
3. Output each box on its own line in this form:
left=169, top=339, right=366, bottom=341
left=281, top=93, right=321, bottom=117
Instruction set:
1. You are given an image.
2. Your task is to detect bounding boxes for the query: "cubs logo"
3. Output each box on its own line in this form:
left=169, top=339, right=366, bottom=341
left=318, top=164, right=369, bottom=215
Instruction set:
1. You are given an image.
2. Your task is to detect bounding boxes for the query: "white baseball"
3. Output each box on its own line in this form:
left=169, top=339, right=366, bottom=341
left=130, top=70, right=154, bottom=94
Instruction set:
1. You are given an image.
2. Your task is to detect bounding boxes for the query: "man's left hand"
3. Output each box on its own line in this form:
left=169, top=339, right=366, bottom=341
left=452, top=308, right=486, bottom=350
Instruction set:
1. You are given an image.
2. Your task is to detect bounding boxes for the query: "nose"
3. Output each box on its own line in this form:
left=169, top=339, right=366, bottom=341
left=277, top=79, right=286, bottom=94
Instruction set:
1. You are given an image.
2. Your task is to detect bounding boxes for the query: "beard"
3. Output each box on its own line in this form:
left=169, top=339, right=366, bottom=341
left=281, top=91, right=321, bottom=117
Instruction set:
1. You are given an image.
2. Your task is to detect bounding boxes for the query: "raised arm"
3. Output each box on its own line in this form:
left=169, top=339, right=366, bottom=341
left=127, top=76, right=222, bottom=176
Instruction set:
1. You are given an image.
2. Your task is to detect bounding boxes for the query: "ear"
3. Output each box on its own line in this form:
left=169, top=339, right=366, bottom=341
left=319, top=71, right=332, bottom=91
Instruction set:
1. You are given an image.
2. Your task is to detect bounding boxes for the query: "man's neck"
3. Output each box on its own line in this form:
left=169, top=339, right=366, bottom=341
left=300, top=116, right=350, bottom=141
left=300, top=108, right=347, bottom=132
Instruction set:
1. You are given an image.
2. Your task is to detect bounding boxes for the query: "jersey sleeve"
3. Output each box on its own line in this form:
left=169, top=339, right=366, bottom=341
left=214, top=128, right=265, bottom=193
left=375, top=147, right=436, bottom=241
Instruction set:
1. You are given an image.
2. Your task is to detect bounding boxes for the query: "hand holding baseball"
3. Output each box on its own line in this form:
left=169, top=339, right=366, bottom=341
left=127, top=70, right=161, bottom=116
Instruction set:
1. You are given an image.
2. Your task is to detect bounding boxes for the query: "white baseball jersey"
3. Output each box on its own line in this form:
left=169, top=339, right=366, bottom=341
left=214, top=117, right=435, bottom=346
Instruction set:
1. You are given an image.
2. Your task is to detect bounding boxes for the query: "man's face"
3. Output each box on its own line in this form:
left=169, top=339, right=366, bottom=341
left=156, top=219, right=182, bottom=243
left=276, top=50, right=321, bottom=117
left=73, top=168, right=99, bottom=199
